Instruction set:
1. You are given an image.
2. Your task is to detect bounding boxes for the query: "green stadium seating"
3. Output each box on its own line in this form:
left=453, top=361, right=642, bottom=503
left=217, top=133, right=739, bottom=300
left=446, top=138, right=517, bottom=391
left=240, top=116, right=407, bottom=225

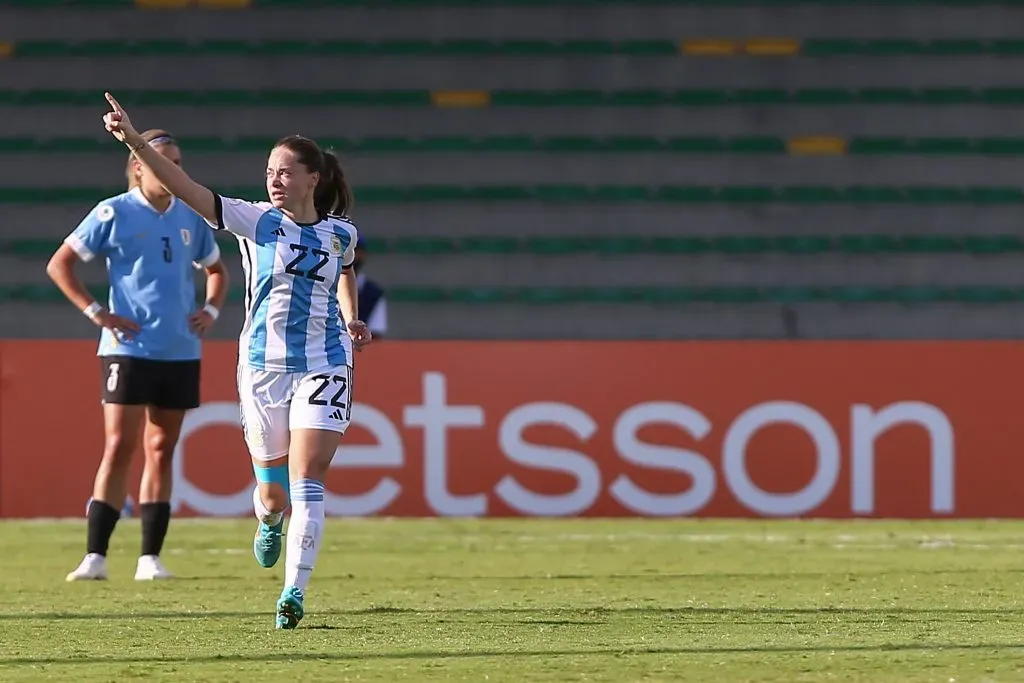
left=4, top=89, right=1024, bottom=107
left=9, top=136, right=1024, bottom=155
left=5, top=185, right=1024, bottom=204
left=5, top=235, right=1024, bottom=257
left=2, top=0, right=1020, bottom=333
left=11, top=39, right=682, bottom=57
left=0, top=90, right=434, bottom=106
left=13, top=38, right=1024, bottom=58
left=3, top=0, right=1024, bottom=6
left=388, top=237, right=458, bottom=255
left=1, top=284, right=1021, bottom=306
left=802, top=39, right=1024, bottom=56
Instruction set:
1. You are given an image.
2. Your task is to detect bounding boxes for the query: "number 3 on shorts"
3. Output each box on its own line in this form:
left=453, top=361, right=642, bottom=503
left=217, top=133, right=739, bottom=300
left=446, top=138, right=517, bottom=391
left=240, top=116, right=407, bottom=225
left=106, top=362, right=121, bottom=393
left=307, top=367, right=353, bottom=421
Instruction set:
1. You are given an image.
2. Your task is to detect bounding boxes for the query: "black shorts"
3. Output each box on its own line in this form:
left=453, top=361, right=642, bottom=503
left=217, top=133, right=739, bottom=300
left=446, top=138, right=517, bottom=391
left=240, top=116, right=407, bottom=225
left=100, top=356, right=201, bottom=410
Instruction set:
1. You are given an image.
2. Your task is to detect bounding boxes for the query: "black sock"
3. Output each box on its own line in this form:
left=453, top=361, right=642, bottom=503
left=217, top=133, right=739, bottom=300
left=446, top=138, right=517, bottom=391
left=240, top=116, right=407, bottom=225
left=86, top=500, right=121, bottom=557
left=140, top=502, right=172, bottom=557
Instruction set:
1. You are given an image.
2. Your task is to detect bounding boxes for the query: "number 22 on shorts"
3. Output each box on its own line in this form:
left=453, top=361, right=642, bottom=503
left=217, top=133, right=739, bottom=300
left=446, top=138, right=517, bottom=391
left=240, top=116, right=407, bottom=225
left=307, top=367, right=352, bottom=421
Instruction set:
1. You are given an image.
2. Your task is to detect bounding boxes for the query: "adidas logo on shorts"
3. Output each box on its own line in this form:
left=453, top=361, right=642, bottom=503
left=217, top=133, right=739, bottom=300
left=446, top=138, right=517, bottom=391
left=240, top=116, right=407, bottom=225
left=329, top=409, right=345, bottom=421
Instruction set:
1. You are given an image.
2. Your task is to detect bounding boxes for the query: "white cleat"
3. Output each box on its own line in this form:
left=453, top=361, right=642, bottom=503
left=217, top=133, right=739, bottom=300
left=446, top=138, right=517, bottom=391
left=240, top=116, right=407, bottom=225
left=134, top=554, right=174, bottom=581
left=66, top=553, right=108, bottom=582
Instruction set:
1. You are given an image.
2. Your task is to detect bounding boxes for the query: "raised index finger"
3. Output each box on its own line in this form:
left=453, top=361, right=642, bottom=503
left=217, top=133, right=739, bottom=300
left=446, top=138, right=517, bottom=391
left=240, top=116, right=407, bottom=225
left=104, top=91, right=124, bottom=113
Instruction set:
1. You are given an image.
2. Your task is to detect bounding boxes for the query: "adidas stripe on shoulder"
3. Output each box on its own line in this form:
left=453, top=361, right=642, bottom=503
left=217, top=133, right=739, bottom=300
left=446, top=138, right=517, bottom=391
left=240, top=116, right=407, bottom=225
left=327, top=213, right=356, bottom=227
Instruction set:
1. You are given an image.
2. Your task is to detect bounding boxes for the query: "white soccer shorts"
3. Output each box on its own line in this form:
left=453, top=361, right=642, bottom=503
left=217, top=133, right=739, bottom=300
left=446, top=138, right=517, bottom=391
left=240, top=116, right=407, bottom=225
left=237, top=363, right=353, bottom=461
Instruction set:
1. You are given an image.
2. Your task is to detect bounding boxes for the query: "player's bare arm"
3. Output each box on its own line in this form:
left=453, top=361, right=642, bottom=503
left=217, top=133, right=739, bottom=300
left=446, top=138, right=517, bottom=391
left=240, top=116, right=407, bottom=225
left=189, top=259, right=229, bottom=337
left=46, top=243, right=140, bottom=339
left=339, top=267, right=372, bottom=350
left=102, top=92, right=218, bottom=225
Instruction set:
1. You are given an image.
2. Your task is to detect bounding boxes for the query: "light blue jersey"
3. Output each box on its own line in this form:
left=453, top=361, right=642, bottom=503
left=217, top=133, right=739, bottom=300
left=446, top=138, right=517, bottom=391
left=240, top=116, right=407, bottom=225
left=207, top=195, right=358, bottom=373
left=65, top=187, right=221, bottom=361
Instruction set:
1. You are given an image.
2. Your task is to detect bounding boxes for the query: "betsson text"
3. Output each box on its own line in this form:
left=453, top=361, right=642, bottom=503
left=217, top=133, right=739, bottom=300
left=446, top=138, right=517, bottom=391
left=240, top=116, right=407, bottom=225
left=171, top=372, right=955, bottom=518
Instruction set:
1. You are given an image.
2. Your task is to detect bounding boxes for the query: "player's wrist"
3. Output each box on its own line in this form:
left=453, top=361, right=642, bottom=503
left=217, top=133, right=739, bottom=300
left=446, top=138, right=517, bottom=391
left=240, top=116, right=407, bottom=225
left=82, top=301, right=105, bottom=323
left=124, top=133, right=145, bottom=152
left=203, top=303, right=220, bottom=322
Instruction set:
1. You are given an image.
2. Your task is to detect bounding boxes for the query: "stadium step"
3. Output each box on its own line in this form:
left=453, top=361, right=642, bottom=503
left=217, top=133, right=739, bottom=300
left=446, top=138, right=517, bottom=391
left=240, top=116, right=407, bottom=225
left=4, top=89, right=1024, bottom=107
left=10, top=38, right=1024, bottom=58
left=8, top=136, right=1024, bottom=155
left=5, top=0, right=1024, bottom=6
left=6, top=235, right=1024, bottom=257
left=4, top=284, right=1024, bottom=306
left=3, top=186, right=1024, bottom=204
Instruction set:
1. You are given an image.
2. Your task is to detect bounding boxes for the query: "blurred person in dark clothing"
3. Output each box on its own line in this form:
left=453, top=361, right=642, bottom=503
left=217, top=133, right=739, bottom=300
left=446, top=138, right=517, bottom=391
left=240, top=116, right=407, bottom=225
left=354, top=239, right=387, bottom=339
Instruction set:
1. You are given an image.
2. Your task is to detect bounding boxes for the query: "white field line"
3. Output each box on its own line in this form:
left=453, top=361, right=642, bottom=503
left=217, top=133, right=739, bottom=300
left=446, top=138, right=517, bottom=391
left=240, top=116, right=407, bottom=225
left=12, top=518, right=1024, bottom=548
left=168, top=548, right=247, bottom=555
left=147, top=535, right=1024, bottom=554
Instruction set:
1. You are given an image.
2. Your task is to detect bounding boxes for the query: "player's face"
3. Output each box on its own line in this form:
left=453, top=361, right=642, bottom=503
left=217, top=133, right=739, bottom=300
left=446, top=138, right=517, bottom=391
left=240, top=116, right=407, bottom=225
left=266, top=147, right=318, bottom=211
left=136, top=143, right=181, bottom=198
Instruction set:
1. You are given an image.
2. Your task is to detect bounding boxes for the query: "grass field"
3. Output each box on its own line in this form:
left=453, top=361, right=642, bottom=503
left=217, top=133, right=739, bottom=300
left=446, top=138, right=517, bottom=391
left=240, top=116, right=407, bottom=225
left=0, top=518, right=1022, bottom=682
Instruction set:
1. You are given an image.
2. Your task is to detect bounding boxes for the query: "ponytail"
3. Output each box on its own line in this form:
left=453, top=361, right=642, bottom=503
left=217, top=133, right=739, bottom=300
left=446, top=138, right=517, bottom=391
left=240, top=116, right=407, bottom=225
left=315, top=150, right=354, bottom=217
left=274, top=135, right=355, bottom=217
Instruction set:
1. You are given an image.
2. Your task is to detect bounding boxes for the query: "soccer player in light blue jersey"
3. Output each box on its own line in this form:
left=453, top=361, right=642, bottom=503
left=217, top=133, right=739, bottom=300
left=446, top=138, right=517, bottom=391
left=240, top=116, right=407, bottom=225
left=102, top=93, right=372, bottom=628
left=47, top=128, right=229, bottom=582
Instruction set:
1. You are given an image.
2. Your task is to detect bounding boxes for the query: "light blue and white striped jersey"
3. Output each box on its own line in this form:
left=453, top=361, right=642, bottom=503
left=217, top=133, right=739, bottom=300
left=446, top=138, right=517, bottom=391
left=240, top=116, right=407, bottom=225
left=207, top=195, right=358, bottom=373
left=65, top=187, right=221, bottom=361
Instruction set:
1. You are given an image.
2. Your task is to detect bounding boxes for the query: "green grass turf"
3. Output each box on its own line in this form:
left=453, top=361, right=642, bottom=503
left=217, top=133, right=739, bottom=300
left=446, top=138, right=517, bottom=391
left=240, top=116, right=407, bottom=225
left=0, top=518, right=1022, bottom=682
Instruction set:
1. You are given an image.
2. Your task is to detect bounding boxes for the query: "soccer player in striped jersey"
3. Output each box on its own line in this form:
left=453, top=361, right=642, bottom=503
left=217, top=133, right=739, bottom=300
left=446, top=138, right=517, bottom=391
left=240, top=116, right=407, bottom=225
left=47, top=128, right=229, bottom=582
left=102, top=93, right=372, bottom=628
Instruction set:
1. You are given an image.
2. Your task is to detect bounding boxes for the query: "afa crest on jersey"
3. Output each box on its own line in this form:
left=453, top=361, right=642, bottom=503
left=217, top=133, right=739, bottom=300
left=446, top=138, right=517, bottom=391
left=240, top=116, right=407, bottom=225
left=330, top=236, right=343, bottom=256
left=180, top=229, right=192, bottom=246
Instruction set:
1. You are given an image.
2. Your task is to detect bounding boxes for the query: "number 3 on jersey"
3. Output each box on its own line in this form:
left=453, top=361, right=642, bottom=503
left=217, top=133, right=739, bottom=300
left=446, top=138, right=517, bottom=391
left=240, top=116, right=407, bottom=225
left=285, top=243, right=330, bottom=282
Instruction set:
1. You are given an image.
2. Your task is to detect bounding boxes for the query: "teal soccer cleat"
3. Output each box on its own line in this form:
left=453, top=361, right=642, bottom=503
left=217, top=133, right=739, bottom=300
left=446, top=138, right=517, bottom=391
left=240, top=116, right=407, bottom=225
left=276, top=586, right=304, bottom=630
left=253, top=520, right=284, bottom=568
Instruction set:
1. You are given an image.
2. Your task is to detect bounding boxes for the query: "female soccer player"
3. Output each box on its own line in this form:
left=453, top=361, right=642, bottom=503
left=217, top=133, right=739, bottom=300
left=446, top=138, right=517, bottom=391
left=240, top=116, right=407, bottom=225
left=47, top=128, right=229, bottom=582
left=101, top=93, right=372, bottom=629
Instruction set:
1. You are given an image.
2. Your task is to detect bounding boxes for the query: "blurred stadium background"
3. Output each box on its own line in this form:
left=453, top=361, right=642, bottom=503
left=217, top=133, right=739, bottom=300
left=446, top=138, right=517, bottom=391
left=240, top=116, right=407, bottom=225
left=3, top=1, right=1024, bottom=680
left=5, top=0, right=1024, bottom=341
